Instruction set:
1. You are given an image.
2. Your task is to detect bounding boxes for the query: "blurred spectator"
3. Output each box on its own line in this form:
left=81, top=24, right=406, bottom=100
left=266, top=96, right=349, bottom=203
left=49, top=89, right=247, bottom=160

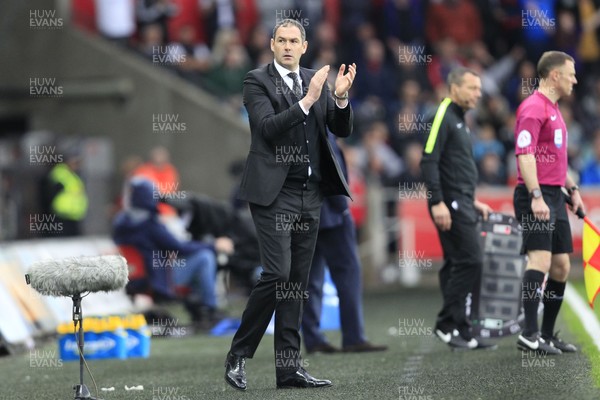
left=311, top=46, right=337, bottom=70
left=166, top=0, right=207, bottom=45
left=473, top=123, right=505, bottom=163
left=395, top=79, right=427, bottom=114
left=581, top=76, right=600, bottom=134
left=504, top=59, right=537, bottom=109
left=394, top=43, right=432, bottom=93
left=256, top=0, right=295, bottom=33
left=338, top=0, right=371, bottom=61
left=136, top=0, right=178, bottom=43
left=383, top=0, right=426, bottom=47
left=398, top=141, right=424, bottom=185
left=561, top=104, right=585, bottom=171
left=94, top=0, right=136, bottom=46
left=577, top=0, right=600, bottom=76
left=113, top=177, right=234, bottom=325
left=425, top=0, right=483, bottom=51
left=246, top=25, right=271, bottom=66
left=477, top=94, right=512, bottom=135
left=132, top=146, right=180, bottom=217
left=256, top=47, right=274, bottom=67
left=72, top=0, right=98, bottom=33
left=467, top=46, right=524, bottom=96
left=555, top=9, right=579, bottom=57
left=202, top=0, right=237, bottom=47
left=203, top=43, right=251, bottom=99
left=169, top=25, right=212, bottom=86
left=427, top=38, right=466, bottom=94
left=40, top=151, right=88, bottom=237
left=304, top=21, right=339, bottom=68
left=211, top=28, right=246, bottom=65
left=234, top=0, right=260, bottom=46
left=478, top=152, right=506, bottom=186
left=353, top=38, right=397, bottom=102
left=352, top=22, right=378, bottom=66
left=391, top=79, right=431, bottom=144
left=518, top=0, right=556, bottom=61
left=359, top=121, right=403, bottom=187
left=137, top=23, right=165, bottom=60
left=111, top=154, right=143, bottom=217
left=580, top=129, right=600, bottom=186
left=490, top=0, right=526, bottom=55
left=352, top=96, right=388, bottom=145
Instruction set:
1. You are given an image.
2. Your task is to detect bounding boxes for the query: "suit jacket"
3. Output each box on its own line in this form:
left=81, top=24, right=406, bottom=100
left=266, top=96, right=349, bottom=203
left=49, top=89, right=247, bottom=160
left=319, top=132, right=351, bottom=229
left=237, top=62, right=353, bottom=206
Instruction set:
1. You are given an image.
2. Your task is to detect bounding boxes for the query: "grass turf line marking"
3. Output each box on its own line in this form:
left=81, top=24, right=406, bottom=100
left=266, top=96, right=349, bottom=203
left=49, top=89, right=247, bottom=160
left=564, top=284, right=600, bottom=351
left=398, top=338, right=434, bottom=385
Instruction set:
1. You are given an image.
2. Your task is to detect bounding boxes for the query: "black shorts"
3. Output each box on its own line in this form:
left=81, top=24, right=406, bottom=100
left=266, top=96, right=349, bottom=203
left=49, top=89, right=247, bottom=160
left=513, top=184, right=573, bottom=255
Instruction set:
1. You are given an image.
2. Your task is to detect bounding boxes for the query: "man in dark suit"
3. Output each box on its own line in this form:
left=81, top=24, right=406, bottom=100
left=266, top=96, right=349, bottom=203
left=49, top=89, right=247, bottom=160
left=302, top=134, right=388, bottom=354
left=224, top=18, right=356, bottom=391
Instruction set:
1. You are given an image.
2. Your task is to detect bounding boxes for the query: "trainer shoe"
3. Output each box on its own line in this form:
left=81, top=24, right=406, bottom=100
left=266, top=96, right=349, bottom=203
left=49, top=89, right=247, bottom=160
left=434, top=324, right=455, bottom=344
left=448, top=331, right=478, bottom=350
left=542, top=331, right=577, bottom=353
left=517, top=333, right=562, bottom=355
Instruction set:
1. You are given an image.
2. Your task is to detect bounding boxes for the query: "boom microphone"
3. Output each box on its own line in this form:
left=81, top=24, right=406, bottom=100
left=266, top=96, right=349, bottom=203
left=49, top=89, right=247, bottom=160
left=25, top=255, right=128, bottom=296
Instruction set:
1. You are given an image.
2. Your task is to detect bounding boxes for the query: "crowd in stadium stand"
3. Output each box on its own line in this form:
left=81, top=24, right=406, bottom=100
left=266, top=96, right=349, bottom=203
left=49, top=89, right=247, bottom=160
left=72, top=0, right=600, bottom=196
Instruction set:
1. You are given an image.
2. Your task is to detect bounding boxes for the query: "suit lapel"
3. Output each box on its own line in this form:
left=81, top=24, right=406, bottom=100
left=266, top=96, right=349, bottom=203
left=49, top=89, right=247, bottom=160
left=268, top=63, right=295, bottom=108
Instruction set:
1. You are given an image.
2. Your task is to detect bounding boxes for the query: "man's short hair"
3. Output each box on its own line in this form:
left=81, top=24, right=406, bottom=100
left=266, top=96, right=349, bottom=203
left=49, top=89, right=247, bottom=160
left=446, top=67, right=479, bottom=87
left=272, top=18, right=306, bottom=42
left=537, top=51, right=574, bottom=79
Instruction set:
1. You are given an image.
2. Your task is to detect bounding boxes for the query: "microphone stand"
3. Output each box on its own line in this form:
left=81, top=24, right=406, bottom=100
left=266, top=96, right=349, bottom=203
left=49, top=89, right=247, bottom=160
left=72, top=293, right=98, bottom=400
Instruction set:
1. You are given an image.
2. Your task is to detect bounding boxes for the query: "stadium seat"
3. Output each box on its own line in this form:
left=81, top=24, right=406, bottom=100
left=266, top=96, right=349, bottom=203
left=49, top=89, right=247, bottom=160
left=117, top=244, right=147, bottom=281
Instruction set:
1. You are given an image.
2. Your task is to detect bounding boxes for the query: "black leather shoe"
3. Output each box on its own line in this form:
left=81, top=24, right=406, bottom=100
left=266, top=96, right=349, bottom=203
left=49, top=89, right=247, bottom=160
left=276, top=367, right=332, bottom=389
left=342, top=341, right=388, bottom=353
left=306, top=342, right=340, bottom=354
left=224, top=352, right=247, bottom=391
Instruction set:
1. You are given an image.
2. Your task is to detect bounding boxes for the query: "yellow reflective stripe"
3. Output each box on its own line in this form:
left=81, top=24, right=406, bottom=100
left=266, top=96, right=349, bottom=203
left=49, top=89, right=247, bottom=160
left=424, top=98, right=452, bottom=154
left=49, top=164, right=88, bottom=220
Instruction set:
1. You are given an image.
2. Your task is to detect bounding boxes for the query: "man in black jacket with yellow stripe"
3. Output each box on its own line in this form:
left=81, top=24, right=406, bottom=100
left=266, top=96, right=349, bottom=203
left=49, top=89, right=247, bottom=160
left=421, top=67, right=494, bottom=350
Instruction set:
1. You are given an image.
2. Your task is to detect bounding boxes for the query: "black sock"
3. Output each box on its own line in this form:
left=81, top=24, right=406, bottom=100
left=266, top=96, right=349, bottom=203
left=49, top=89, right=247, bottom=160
left=521, top=269, right=545, bottom=337
left=541, top=278, right=566, bottom=338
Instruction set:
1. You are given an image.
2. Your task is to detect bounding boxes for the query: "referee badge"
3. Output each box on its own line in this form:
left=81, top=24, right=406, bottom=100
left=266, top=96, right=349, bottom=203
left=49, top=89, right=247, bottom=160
left=517, top=130, right=532, bottom=148
left=554, top=129, right=563, bottom=148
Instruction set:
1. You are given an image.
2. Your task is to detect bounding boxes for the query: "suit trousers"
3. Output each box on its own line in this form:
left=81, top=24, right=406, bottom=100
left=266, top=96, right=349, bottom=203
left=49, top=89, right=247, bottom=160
left=230, top=183, right=322, bottom=375
left=301, top=211, right=367, bottom=349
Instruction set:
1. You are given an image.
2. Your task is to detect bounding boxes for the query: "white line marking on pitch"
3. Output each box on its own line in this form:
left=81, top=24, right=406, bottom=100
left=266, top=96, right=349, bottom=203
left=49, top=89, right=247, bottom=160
left=564, top=284, right=600, bottom=351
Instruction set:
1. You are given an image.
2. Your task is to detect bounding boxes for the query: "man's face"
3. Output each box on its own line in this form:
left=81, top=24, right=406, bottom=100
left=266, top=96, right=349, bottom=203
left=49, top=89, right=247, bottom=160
left=270, top=25, right=307, bottom=70
left=451, top=73, right=482, bottom=110
left=552, top=60, right=577, bottom=98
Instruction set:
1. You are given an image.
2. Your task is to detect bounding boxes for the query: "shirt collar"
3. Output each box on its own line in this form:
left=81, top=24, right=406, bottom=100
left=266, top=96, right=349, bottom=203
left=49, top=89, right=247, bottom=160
left=274, top=60, right=300, bottom=80
left=534, top=90, right=558, bottom=107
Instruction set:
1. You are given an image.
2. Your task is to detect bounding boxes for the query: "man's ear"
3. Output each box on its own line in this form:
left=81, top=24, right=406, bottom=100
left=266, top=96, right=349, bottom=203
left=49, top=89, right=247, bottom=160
left=448, top=83, right=455, bottom=97
left=270, top=38, right=275, bottom=52
left=302, top=41, right=308, bottom=54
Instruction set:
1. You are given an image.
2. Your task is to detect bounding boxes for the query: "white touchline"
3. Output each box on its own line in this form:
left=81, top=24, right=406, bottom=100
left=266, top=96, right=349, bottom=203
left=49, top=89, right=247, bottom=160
left=564, top=284, right=600, bottom=352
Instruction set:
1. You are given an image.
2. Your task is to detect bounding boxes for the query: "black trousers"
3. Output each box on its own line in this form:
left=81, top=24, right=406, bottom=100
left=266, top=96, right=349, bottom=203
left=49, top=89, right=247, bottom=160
left=434, top=195, right=482, bottom=335
left=230, top=183, right=322, bottom=375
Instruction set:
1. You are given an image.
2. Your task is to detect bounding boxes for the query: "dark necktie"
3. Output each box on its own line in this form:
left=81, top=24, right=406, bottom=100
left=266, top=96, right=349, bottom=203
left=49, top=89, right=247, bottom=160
left=287, top=72, right=303, bottom=99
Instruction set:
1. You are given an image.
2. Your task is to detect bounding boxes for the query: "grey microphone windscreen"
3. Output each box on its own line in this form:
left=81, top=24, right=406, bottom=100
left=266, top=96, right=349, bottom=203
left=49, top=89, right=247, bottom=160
left=27, top=255, right=129, bottom=296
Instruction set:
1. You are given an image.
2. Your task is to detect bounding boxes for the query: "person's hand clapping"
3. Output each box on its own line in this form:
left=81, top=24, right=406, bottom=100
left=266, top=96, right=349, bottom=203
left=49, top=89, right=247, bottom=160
left=301, top=65, right=330, bottom=109
left=334, top=63, right=356, bottom=98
